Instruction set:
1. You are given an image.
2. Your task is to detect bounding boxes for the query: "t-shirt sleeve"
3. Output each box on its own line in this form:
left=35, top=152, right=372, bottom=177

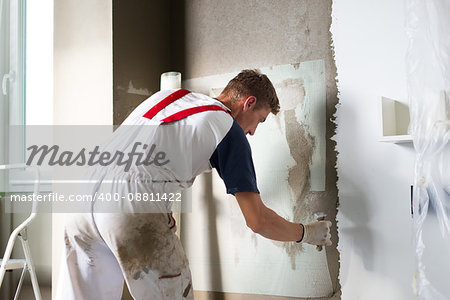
left=209, top=119, right=260, bottom=195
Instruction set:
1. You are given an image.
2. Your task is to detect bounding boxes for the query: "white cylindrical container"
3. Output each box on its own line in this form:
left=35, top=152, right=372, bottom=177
left=160, top=72, right=181, bottom=90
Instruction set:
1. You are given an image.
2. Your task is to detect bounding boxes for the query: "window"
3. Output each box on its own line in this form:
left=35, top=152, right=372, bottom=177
left=1, top=0, right=26, bottom=194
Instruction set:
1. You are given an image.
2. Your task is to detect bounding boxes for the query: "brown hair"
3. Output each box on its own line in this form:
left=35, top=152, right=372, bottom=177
left=221, top=69, right=280, bottom=114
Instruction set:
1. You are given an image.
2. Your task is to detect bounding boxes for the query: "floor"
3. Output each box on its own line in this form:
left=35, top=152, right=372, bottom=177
left=17, top=285, right=51, bottom=300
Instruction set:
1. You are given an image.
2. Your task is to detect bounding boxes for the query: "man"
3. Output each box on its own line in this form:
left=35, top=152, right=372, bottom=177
left=56, top=70, right=332, bottom=300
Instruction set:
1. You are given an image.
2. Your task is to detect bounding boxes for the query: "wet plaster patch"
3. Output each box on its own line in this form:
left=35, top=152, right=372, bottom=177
left=283, top=109, right=314, bottom=268
left=284, top=109, right=315, bottom=206
left=275, top=79, right=306, bottom=111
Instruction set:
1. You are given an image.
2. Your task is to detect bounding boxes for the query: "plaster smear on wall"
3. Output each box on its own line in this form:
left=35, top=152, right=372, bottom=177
left=183, top=60, right=331, bottom=298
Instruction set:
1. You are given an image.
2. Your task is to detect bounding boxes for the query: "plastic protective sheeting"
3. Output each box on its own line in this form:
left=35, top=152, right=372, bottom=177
left=406, top=0, right=450, bottom=299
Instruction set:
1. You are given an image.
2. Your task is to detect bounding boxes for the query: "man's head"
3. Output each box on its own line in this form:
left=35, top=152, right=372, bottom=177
left=218, top=69, right=280, bottom=135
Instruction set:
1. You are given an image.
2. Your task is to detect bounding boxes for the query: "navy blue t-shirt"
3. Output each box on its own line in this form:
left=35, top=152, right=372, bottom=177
left=209, top=119, right=260, bottom=195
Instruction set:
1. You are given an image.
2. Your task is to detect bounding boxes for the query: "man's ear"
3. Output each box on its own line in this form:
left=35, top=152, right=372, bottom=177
left=243, top=96, right=257, bottom=112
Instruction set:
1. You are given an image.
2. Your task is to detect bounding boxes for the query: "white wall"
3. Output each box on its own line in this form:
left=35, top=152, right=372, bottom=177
left=26, top=0, right=53, bottom=126
left=52, top=0, right=112, bottom=298
left=332, top=1, right=416, bottom=299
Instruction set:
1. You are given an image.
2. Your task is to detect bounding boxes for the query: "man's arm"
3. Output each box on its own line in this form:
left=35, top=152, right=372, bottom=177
left=235, top=192, right=303, bottom=242
left=235, top=192, right=332, bottom=245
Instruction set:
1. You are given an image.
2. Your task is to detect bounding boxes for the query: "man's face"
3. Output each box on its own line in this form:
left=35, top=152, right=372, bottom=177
left=233, top=96, right=271, bottom=135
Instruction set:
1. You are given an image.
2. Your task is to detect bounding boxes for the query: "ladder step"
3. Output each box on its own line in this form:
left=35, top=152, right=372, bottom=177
left=0, top=258, right=26, bottom=270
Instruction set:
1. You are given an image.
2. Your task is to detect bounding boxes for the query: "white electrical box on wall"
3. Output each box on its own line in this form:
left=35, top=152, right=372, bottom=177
left=379, top=96, right=413, bottom=143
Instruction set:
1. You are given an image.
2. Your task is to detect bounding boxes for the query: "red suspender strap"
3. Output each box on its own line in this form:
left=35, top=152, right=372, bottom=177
left=160, top=105, right=231, bottom=123
left=142, top=89, right=191, bottom=120
left=142, top=88, right=231, bottom=123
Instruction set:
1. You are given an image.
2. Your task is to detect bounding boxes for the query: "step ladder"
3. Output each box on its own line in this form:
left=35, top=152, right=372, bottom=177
left=0, top=164, right=42, bottom=300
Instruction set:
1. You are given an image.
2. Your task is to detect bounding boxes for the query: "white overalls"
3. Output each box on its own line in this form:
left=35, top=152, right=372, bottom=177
left=56, top=89, right=234, bottom=300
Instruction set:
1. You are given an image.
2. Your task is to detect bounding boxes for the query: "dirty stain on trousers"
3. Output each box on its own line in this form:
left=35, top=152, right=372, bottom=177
left=57, top=212, right=193, bottom=299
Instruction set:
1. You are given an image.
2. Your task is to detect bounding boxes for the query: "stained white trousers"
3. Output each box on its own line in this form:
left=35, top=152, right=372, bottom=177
left=55, top=212, right=193, bottom=300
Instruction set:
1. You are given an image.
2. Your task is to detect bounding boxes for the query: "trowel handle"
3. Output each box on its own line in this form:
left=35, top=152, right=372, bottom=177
left=316, top=215, right=326, bottom=252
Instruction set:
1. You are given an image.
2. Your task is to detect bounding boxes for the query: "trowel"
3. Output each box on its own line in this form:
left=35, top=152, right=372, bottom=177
left=313, top=212, right=327, bottom=252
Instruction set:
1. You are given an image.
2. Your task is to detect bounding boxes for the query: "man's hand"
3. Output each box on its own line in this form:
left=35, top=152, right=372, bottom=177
left=301, top=221, right=332, bottom=246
